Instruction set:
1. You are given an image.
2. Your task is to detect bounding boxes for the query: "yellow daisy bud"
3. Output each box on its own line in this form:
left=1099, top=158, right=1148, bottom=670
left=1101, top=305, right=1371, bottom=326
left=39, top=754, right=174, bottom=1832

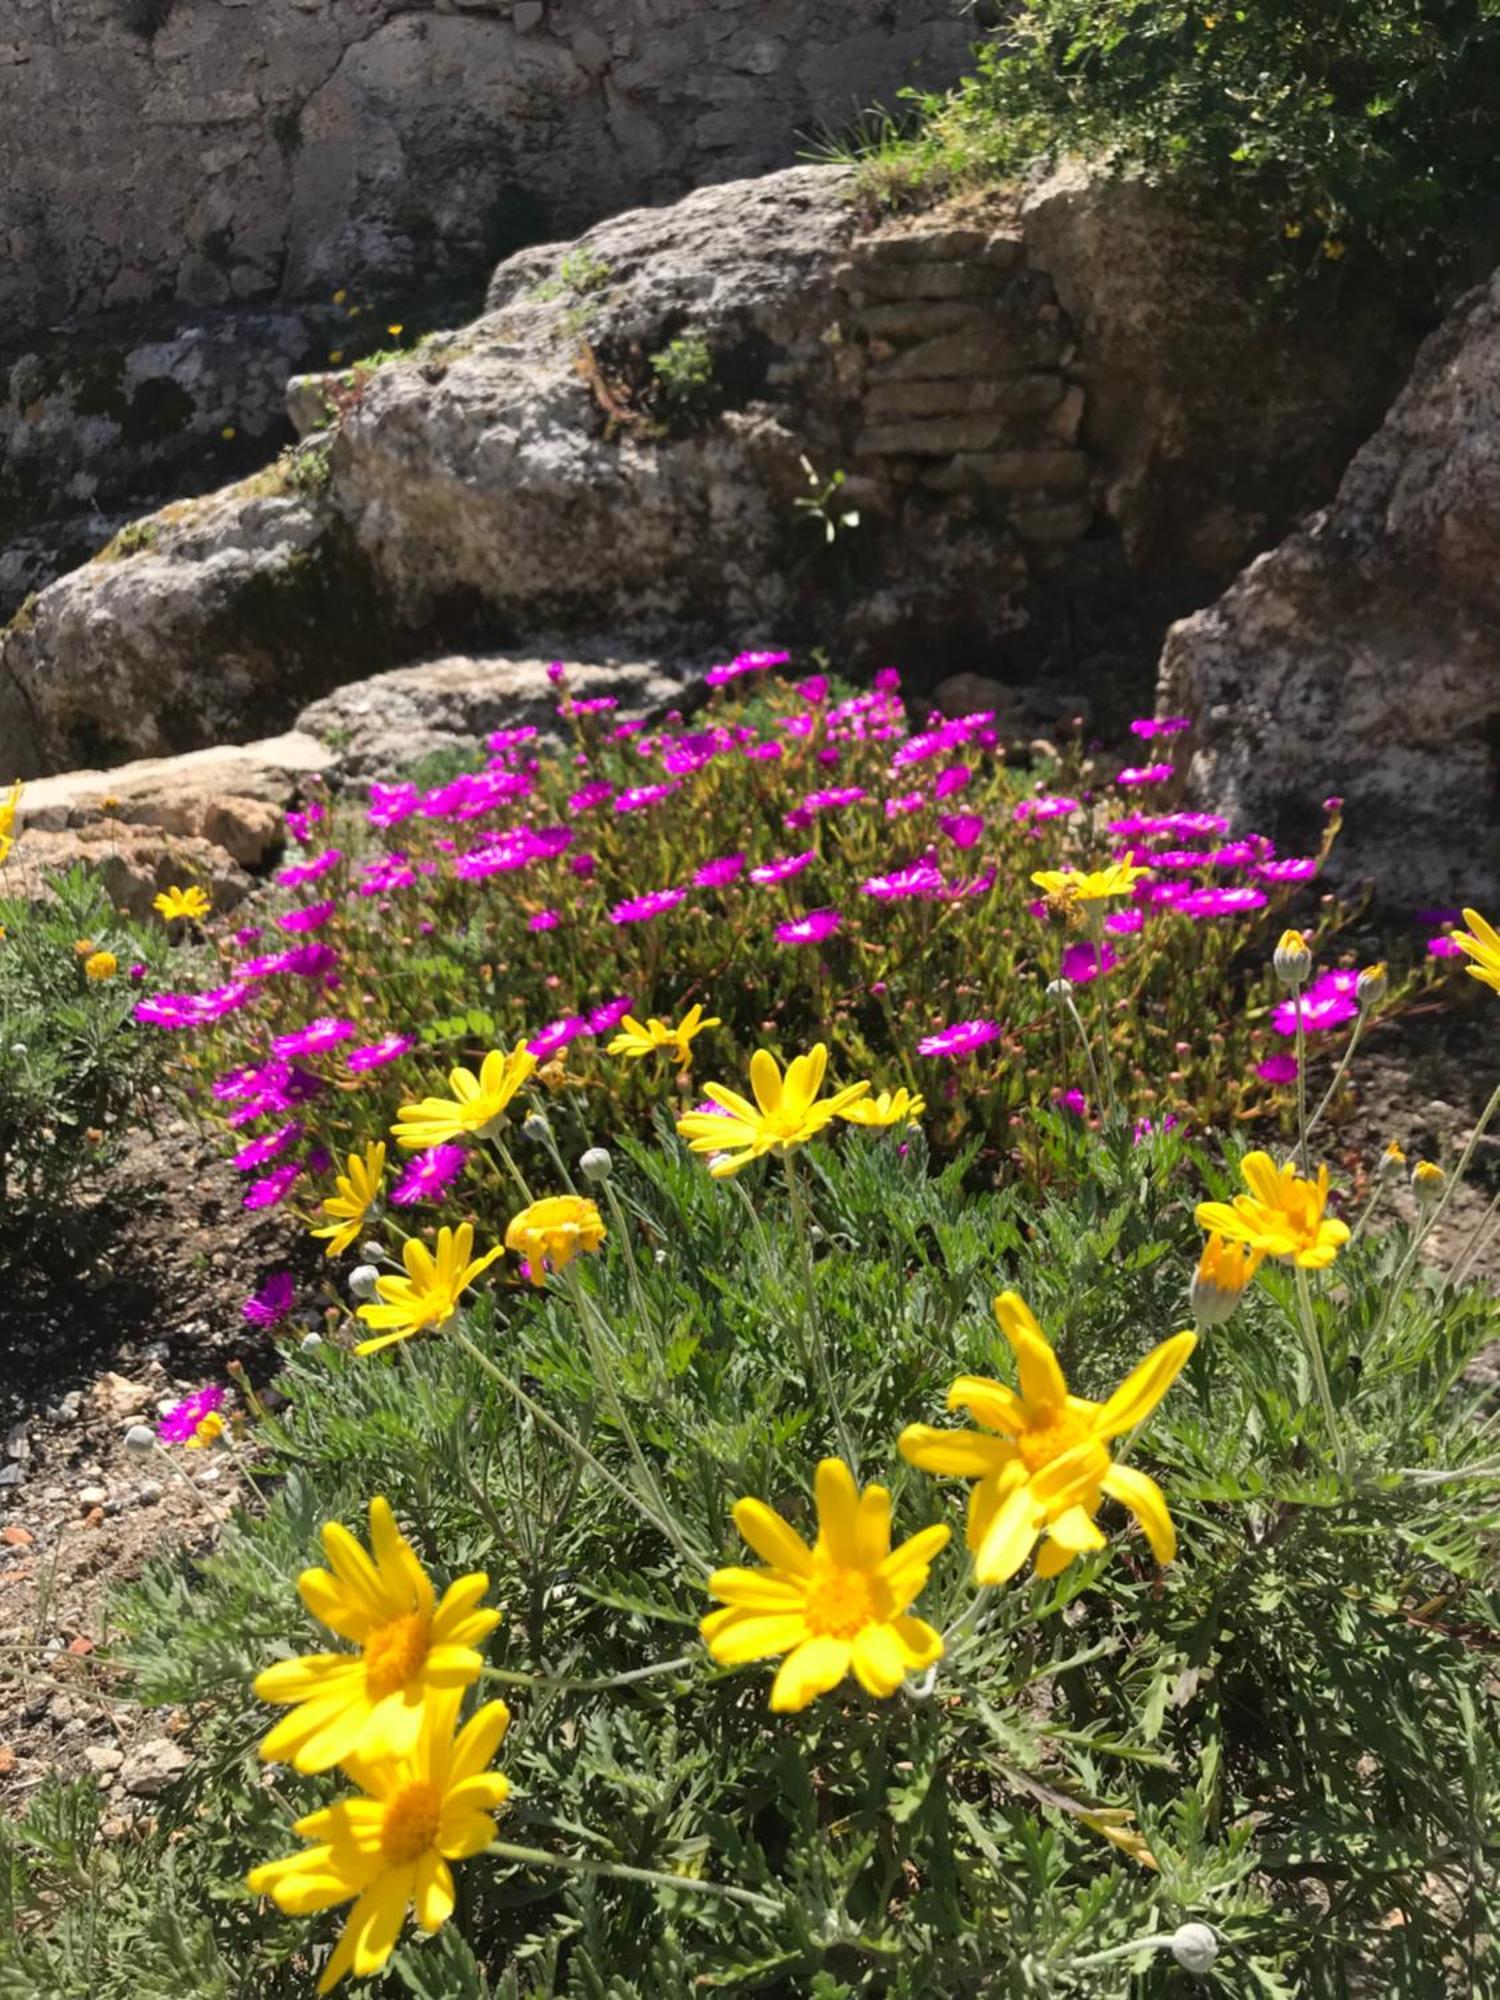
left=1273, top=929, right=1312, bottom=987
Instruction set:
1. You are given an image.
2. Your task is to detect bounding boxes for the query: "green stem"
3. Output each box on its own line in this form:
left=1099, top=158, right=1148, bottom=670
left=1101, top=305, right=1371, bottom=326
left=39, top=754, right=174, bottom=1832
left=490, top=1130, right=536, bottom=1205
left=484, top=1839, right=779, bottom=1916
left=1302, top=1005, right=1369, bottom=1156
left=1294, top=1000, right=1310, bottom=1171
left=451, top=1328, right=709, bottom=1575
left=1293, top=1265, right=1350, bottom=1486
left=481, top=1654, right=695, bottom=1692
left=1062, top=996, right=1107, bottom=1120
left=1375, top=1082, right=1500, bottom=1342
left=782, top=1153, right=858, bottom=1472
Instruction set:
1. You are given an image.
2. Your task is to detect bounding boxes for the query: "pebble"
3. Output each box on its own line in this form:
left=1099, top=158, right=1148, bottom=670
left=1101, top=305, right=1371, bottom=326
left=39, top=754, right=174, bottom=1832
left=77, top=1486, right=108, bottom=1509
left=1, top=1525, right=32, bottom=1547
left=57, top=1391, right=83, bottom=1421
left=121, top=1736, right=191, bottom=1797
left=136, top=1480, right=163, bottom=1506
left=84, top=1745, right=124, bottom=1777
left=5, top=1424, right=31, bottom=1463
left=0, top=1465, right=26, bottom=1489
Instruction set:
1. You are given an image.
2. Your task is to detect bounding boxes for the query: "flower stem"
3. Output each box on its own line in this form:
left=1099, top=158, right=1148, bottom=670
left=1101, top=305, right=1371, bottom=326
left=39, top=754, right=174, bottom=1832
left=1302, top=1005, right=1369, bottom=1156
left=1376, top=1081, right=1500, bottom=1340
left=484, top=1839, right=779, bottom=1916
left=1293, top=1003, right=1310, bottom=1171
left=481, top=1654, right=695, bottom=1692
left=782, top=1154, right=858, bottom=1472
left=451, top=1327, right=710, bottom=1576
left=1293, top=1265, right=1349, bottom=1486
left=1062, top=996, right=1107, bottom=1120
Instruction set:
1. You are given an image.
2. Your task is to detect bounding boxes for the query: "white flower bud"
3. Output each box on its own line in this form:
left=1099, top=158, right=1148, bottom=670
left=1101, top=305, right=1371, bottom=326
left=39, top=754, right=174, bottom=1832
left=359, top=1238, right=385, bottom=1263
left=1273, top=929, right=1313, bottom=987
left=1356, top=961, right=1388, bottom=1008
left=1412, top=1161, right=1445, bottom=1207
left=125, top=1423, right=156, bottom=1454
left=579, top=1146, right=612, bottom=1182
left=1169, top=1923, right=1219, bottom=1974
left=300, top=1330, right=324, bottom=1352
left=9, top=1042, right=27, bottom=1057
left=522, top=1111, right=552, bottom=1141
left=1045, top=978, right=1073, bottom=1008
left=348, top=1263, right=381, bottom=1301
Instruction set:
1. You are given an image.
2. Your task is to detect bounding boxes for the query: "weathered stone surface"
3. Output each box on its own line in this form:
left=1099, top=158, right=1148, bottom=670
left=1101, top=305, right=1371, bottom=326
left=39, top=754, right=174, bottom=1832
left=921, top=448, right=1091, bottom=493
left=855, top=302, right=997, bottom=343
left=18, top=734, right=332, bottom=864
left=9, top=823, right=254, bottom=918
left=297, top=654, right=687, bottom=778
left=856, top=416, right=1016, bottom=458
left=877, top=326, right=1068, bottom=381
left=1158, top=270, right=1500, bottom=902
left=862, top=374, right=1066, bottom=422
left=851, top=262, right=1009, bottom=304
left=1, top=0, right=973, bottom=335
left=1020, top=161, right=1416, bottom=583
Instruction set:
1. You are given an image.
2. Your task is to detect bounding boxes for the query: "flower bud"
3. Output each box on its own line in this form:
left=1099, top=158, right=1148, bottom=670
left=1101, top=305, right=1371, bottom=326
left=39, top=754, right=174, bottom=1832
left=1045, top=978, right=1073, bottom=1009
left=300, top=1330, right=324, bottom=1352
left=1190, top=1233, right=1261, bottom=1327
left=522, top=1110, right=552, bottom=1141
left=125, top=1423, right=156, bottom=1454
left=579, top=1146, right=612, bottom=1182
left=1412, top=1160, right=1445, bottom=1206
left=348, top=1263, right=381, bottom=1301
left=360, top=1237, right=385, bottom=1263
left=1273, top=929, right=1312, bottom=986
left=1376, top=1140, right=1406, bottom=1180
left=1356, top=961, right=1388, bottom=1008
left=1170, top=1923, right=1219, bottom=1974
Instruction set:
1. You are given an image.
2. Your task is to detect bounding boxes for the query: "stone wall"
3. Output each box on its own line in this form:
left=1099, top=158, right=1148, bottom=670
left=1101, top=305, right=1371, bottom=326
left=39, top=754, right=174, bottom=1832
left=0, top=0, right=977, bottom=332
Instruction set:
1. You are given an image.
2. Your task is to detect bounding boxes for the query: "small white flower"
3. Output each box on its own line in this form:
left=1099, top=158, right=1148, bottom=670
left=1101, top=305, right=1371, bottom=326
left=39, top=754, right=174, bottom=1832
left=580, top=1146, right=612, bottom=1182
left=1169, top=1923, right=1219, bottom=1975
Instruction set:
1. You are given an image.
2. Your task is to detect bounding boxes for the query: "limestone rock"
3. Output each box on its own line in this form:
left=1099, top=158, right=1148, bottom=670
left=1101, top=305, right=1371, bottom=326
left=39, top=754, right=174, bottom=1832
left=8, top=822, right=253, bottom=918
left=1158, top=268, right=1500, bottom=902
left=297, top=653, right=688, bottom=777
left=120, top=1736, right=191, bottom=1798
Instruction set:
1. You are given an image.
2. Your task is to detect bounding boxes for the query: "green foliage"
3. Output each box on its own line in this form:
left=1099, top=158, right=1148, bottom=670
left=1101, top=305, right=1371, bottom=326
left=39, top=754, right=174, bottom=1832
left=531, top=251, right=614, bottom=306
left=15, top=1121, right=1497, bottom=1994
left=0, top=864, right=170, bottom=1231
left=850, top=0, right=1500, bottom=282
left=648, top=335, right=717, bottom=419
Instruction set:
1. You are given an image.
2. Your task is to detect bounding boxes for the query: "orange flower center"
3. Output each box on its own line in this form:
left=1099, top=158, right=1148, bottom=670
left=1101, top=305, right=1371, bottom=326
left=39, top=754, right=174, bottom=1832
left=1017, top=1407, right=1095, bottom=1475
left=804, top=1564, right=886, bottom=1640
left=380, top=1779, right=442, bottom=1863
left=363, top=1611, right=431, bottom=1698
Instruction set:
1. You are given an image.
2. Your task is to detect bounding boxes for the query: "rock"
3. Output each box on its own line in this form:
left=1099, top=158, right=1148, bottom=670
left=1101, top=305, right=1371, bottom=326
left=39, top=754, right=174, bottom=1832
left=0, top=1465, right=26, bottom=1489
left=77, top=1486, right=108, bottom=1509
left=136, top=1481, right=164, bottom=1507
left=933, top=673, right=1014, bottom=720
left=297, top=653, right=687, bottom=779
left=120, top=1736, right=192, bottom=1797
left=4, top=1425, right=29, bottom=1464
left=92, top=1373, right=156, bottom=1422
left=83, top=1745, right=124, bottom=1777
left=56, top=1391, right=83, bottom=1422
left=1159, top=266, right=1500, bottom=902
left=6, top=821, right=254, bottom=918
left=1, top=1525, right=32, bottom=1547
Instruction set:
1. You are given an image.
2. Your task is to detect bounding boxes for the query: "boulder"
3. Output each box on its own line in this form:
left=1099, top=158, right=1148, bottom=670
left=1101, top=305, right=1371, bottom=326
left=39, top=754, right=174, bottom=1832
left=296, top=653, right=687, bottom=778
left=7, top=822, right=254, bottom=918
left=1158, top=269, right=1500, bottom=904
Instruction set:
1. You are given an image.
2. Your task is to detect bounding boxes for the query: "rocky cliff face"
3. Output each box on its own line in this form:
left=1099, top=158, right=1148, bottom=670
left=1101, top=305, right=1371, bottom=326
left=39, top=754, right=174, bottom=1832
left=0, top=162, right=1417, bottom=780
left=0, top=0, right=977, bottom=616
left=1159, top=270, right=1500, bottom=904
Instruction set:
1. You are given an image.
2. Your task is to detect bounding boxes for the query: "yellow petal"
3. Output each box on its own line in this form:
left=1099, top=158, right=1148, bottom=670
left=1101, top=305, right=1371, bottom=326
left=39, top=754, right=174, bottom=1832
left=414, top=1852, right=455, bottom=1932
left=731, top=1497, right=814, bottom=1574
left=701, top=1607, right=809, bottom=1664
left=890, top=1613, right=944, bottom=1670
left=748, top=1049, right=784, bottom=1115
left=850, top=1621, right=909, bottom=1697
left=1101, top=1462, right=1177, bottom=1564
left=993, top=1293, right=1067, bottom=1410
left=707, top=1566, right=807, bottom=1610
left=1093, top=1330, right=1197, bottom=1437
left=945, top=1374, right=1027, bottom=1436
left=1046, top=1502, right=1106, bottom=1553
left=899, top=1422, right=1016, bottom=1479
left=973, top=1479, right=1043, bottom=1585
left=813, top=1459, right=862, bottom=1566
left=769, top=1633, right=851, bottom=1712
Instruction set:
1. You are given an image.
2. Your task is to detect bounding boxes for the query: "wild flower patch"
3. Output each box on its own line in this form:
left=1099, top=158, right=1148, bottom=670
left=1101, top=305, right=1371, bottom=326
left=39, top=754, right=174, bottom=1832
left=3, top=663, right=1497, bottom=1995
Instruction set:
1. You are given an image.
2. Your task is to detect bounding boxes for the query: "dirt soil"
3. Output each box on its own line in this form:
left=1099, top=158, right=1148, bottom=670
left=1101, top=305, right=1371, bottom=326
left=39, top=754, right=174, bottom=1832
left=1, top=996, right=1496, bottom=1828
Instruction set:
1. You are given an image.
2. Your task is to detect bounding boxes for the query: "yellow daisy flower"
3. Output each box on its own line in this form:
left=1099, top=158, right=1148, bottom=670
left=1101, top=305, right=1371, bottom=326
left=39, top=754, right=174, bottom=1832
left=355, top=1224, right=503, bottom=1354
left=702, top=1458, right=949, bottom=1712
left=186, top=1411, right=225, bottom=1449
left=253, top=1496, right=499, bottom=1774
left=0, top=778, right=22, bottom=865
left=311, top=1142, right=386, bottom=1258
left=900, top=1292, right=1195, bottom=1586
left=1195, top=1152, right=1350, bottom=1269
left=247, top=1684, right=510, bottom=1994
left=392, top=1048, right=537, bottom=1149
left=1030, top=861, right=1152, bottom=902
left=607, top=1002, right=720, bottom=1068
left=504, top=1195, right=606, bottom=1285
left=153, top=883, right=211, bottom=923
left=83, top=949, right=118, bottom=982
left=1453, top=907, right=1500, bottom=995
left=675, top=1044, right=870, bottom=1178
left=839, top=1087, right=926, bottom=1128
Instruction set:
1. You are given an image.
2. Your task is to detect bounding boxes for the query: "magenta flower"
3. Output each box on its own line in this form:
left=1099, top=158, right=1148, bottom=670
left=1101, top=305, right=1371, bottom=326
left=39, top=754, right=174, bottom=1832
left=1132, top=1113, right=1181, bottom=1143
left=232, top=1121, right=303, bottom=1172
left=918, top=1018, right=1002, bottom=1059
left=159, top=1385, right=226, bottom=1443
left=1176, top=887, right=1269, bottom=920
left=1012, top=794, right=1080, bottom=825
left=1256, top=1052, right=1300, bottom=1084
left=863, top=863, right=943, bottom=902
left=797, top=674, right=828, bottom=705
left=873, top=667, right=902, bottom=694
left=1059, top=940, right=1117, bottom=985
left=694, top=854, right=746, bottom=889
left=243, top=1271, right=296, bottom=1328
left=1108, top=811, right=1229, bottom=839
left=1272, top=971, right=1360, bottom=1037
left=749, top=851, right=814, bottom=887
left=1427, top=934, right=1463, bottom=959
left=529, top=910, right=561, bottom=932
left=1128, top=716, right=1191, bottom=738
left=277, top=900, right=336, bottom=935
left=528, top=1015, right=589, bottom=1060
left=885, top=792, right=926, bottom=818
left=939, top=812, right=985, bottom=851
left=932, top=765, right=972, bottom=800
left=347, top=1033, right=415, bottom=1073
left=775, top=908, right=843, bottom=946
left=1054, top=1088, right=1088, bottom=1118
left=276, top=849, right=343, bottom=888
left=614, top=781, right=681, bottom=813
left=705, top=649, right=790, bottom=687
left=271, top=1017, right=359, bottom=1059
left=546, top=660, right=567, bottom=686
left=608, top=888, right=686, bottom=924
left=588, top=994, right=635, bottom=1034
left=567, top=781, right=615, bottom=814
left=1117, top=762, right=1175, bottom=788
left=1253, top=858, right=1319, bottom=884
left=390, top=1144, right=469, bottom=1207
left=285, top=802, right=325, bottom=844
left=1105, top=907, right=1145, bottom=936
left=243, top=1162, right=303, bottom=1211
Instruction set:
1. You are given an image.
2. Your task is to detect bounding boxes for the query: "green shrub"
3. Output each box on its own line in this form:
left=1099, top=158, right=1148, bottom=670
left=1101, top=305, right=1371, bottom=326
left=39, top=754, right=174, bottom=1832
left=0, top=861, right=171, bottom=1231
left=855, top=0, right=1500, bottom=282
left=648, top=335, right=717, bottom=419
